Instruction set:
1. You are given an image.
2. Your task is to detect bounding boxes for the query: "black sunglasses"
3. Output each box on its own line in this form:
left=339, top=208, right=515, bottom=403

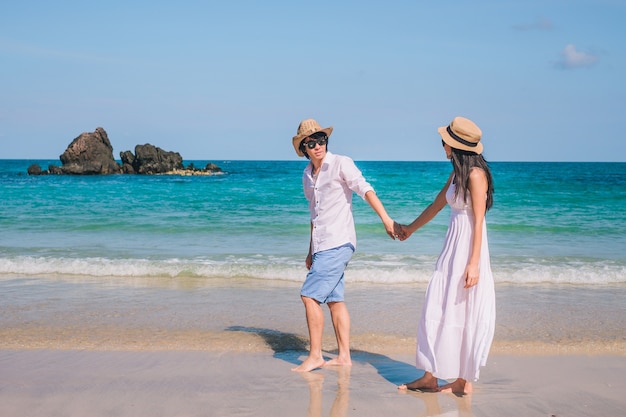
left=304, top=135, right=328, bottom=149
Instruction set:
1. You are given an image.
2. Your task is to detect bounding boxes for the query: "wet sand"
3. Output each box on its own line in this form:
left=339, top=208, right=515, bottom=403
left=1, top=276, right=625, bottom=354
left=1, top=350, right=625, bottom=417
left=1, top=276, right=625, bottom=416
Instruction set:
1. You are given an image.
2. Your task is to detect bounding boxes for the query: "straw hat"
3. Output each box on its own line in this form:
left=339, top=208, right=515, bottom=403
left=292, top=118, right=333, bottom=157
left=438, top=116, right=483, bottom=154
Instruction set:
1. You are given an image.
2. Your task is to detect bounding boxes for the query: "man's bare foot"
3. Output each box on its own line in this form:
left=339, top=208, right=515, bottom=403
left=291, top=356, right=326, bottom=372
left=398, top=374, right=438, bottom=392
left=438, top=379, right=472, bottom=395
left=324, top=357, right=352, bottom=367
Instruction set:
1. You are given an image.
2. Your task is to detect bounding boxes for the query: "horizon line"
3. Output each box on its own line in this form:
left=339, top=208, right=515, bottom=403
left=1, top=158, right=624, bottom=164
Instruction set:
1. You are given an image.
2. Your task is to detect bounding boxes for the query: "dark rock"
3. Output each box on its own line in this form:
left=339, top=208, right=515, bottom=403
left=27, top=164, right=45, bottom=175
left=120, top=163, right=135, bottom=174
left=119, top=150, right=136, bottom=174
left=48, top=165, right=63, bottom=175
left=120, top=150, right=135, bottom=166
left=123, top=144, right=184, bottom=174
left=26, top=126, right=222, bottom=176
left=59, top=127, right=121, bottom=174
left=205, top=163, right=222, bottom=173
left=162, top=161, right=224, bottom=176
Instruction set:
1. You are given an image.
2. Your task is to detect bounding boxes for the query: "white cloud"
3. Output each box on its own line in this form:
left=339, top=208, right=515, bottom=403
left=555, top=44, right=599, bottom=69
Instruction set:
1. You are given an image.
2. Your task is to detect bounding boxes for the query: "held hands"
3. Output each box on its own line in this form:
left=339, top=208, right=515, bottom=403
left=385, top=219, right=409, bottom=241
left=384, top=220, right=412, bottom=241
left=393, top=222, right=411, bottom=241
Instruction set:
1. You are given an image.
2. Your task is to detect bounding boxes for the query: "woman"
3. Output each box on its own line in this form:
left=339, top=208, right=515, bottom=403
left=397, top=116, right=495, bottom=395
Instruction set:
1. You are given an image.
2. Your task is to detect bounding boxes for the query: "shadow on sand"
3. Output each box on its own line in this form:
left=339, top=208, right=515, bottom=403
left=225, top=325, right=308, bottom=366
left=226, top=326, right=473, bottom=416
left=225, top=326, right=423, bottom=384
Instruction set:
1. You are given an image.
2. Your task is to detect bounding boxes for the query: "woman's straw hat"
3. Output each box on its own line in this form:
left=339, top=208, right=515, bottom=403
left=438, top=116, right=484, bottom=154
left=292, top=119, right=333, bottom=157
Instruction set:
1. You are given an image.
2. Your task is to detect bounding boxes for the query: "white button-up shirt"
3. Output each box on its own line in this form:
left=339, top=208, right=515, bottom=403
left=303, top=152, right=374, bottom=255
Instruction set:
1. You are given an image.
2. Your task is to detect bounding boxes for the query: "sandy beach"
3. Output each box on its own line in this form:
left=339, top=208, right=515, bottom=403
left=1, top=350, right=625, bottom=417
left=1, top=276, right=625, bottom=416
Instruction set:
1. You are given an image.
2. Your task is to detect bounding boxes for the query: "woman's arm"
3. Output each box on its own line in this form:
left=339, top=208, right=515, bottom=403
left=464, top=167, right=488, bottom=288
left=400, top=173, right=453, bottom=240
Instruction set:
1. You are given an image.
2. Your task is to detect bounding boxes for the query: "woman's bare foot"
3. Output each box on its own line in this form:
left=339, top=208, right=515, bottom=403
left=291, top=355, right=326, bottom=372
left=398, top=373, right=438, bottom=392
left=438, top=379, right=472, bottom=395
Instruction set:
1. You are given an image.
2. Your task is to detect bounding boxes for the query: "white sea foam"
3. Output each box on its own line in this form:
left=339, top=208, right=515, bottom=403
left=1, top=255, right=624, bottom=285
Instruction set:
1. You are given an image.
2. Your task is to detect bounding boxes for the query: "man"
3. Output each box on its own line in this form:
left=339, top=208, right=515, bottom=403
left=291, top=118, right=397, bottom=372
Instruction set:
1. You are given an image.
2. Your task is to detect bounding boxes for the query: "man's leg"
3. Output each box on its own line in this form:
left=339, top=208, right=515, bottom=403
left=326, top=301, right=352, bottom=366
left=292, top=295, right=326, bottom=372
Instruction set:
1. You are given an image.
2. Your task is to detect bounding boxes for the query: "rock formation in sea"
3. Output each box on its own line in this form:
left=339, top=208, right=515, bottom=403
left=27, top=127, right=121, bottom=175
left=120, top=144, right=183, bottom=174
left=27, top=127, right=222, bottom=176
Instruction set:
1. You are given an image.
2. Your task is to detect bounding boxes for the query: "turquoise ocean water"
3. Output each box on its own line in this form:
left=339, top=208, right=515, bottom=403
left=1, top=159, right=624, bottom=286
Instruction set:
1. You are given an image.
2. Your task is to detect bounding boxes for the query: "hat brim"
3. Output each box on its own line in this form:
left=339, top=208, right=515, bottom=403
left=292, top=126, right=333, bottom=157
left=438, top=126, right=483, bottom=154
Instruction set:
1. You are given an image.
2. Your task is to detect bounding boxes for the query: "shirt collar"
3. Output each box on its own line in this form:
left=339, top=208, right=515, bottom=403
left=305, top=151, right=334, bottom=174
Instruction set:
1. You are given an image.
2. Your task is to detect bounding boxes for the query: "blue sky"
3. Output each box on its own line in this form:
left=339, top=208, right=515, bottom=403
left=1, top=1, right=624, bottom=161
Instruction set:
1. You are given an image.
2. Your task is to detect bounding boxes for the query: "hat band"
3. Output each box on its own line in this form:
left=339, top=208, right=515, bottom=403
left=447, top=126, right=478, bottom=148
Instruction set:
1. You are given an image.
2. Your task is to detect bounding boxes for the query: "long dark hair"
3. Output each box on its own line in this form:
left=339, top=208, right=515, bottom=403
left=450, top=147, right=494, bottom=211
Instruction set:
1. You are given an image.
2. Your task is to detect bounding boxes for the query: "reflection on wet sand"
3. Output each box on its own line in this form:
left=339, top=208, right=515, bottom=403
left=299, top=363, right=473, bottom=417
left=229, top=327, right=475, bottom=417
left=300, top=366, right=350, bottom=417
left=399, top=389, right=474, bottom=417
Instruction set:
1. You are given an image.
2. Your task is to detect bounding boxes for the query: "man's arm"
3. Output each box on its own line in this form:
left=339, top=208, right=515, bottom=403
left=364, top=190, right=396, bottom=239
left=306, top=222, right=313, bottom=270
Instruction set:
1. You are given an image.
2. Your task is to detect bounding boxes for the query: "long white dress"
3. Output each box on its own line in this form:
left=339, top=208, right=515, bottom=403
left=415, top=180, right=496, bottom=382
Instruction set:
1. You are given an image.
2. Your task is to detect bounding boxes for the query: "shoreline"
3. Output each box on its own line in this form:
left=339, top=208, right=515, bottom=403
left=2, top=276, right=625, bottom=356
left=1, top=329, right=624, bottom=356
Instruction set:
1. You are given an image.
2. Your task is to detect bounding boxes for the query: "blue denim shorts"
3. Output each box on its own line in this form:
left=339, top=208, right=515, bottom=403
left=301, top=243, right=354, bottom=304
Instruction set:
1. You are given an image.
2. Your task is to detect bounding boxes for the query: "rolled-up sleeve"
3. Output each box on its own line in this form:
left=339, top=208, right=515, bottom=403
left=339, top=156, right=374, bottom=199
